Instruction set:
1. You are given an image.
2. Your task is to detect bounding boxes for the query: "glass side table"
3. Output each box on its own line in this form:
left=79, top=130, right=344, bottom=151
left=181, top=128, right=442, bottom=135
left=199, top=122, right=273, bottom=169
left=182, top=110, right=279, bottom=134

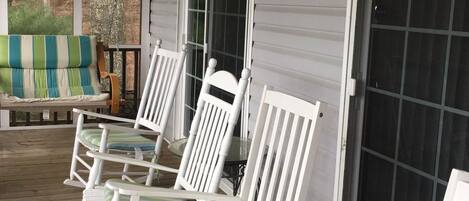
left=168, top=136, right=250, bottom=195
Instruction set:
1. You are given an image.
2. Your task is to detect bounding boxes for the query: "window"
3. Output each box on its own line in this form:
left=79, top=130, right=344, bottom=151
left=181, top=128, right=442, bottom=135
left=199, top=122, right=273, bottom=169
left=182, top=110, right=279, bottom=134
left=184, top=0, right=248, bottom=136
left=184, top=1, right=206, bottom=135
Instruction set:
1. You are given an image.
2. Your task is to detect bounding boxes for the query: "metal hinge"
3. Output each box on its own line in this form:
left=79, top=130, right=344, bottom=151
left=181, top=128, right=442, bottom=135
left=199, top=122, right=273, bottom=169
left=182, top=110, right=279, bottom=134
left=203, top=43, right=208, bottom=54
left=347, top=78, right=357, bottom=97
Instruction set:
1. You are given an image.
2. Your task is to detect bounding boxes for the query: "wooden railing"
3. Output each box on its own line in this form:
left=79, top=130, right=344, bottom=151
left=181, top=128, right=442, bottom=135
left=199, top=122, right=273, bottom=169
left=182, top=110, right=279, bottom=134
left=9, top=45, right=142, bottom=127
left=105, top=45, right=141, bottom=118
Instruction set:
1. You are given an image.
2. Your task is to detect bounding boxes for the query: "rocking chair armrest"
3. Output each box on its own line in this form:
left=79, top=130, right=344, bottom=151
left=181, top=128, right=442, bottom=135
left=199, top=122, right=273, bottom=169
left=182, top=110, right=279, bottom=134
left=98, top=124, right=160, bottom=136
left=102, top=73, right=121, bottom=114
left=86, top=151, right=179, bottom=174
left=105, top=179, right=241, bottom=201
left=72, top=108, right=135, bottom=124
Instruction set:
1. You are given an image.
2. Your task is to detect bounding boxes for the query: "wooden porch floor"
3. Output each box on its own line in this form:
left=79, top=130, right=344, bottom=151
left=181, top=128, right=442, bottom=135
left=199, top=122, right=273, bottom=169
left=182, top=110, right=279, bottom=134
left=0, top=128, right=180, bottom=201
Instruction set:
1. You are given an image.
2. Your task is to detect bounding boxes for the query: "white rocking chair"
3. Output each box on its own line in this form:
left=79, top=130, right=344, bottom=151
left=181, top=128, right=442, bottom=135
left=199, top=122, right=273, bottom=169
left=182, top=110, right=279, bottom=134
left=82, top=59, right=251, bottom=201
left=443, top=169, right=469, bottom=201
left=87, top=86, right=325, bottom=201
left=64, top=40, right=187, bottom=188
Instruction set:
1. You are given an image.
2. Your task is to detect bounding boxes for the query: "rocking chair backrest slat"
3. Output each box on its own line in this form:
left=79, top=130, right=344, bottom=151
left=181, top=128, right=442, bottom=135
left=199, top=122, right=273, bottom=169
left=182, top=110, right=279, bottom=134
left=146, top=55, right=168, bottom=121
left=150, top=57, right=172, bottom=122
left=174, top=59, right=250, bottom=194
left=134, top=40, right=187, bottom=138
left=155, top=59, right=177, bottom=124
left=240, top=86, right=325, bottom=201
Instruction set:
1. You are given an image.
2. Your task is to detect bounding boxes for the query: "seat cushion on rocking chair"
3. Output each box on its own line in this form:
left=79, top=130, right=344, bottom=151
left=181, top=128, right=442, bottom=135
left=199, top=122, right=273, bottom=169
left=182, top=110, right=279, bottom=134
left=79, top=129, right=156, bottom=151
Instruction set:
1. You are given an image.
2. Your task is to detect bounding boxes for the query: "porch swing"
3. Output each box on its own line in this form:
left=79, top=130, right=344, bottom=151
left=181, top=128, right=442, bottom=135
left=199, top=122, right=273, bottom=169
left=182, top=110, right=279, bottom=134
left=0, top=0, right=124, bottom=127
left=0, top=35, right=120, bottom=120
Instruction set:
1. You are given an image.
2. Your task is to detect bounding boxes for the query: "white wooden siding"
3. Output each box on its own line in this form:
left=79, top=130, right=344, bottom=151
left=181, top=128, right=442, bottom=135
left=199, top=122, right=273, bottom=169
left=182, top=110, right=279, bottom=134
left=149, top=0, right=180, bottom=141
left=150, top=0, right=178, bottom=51
left=249, top=0, right=347, bottom=200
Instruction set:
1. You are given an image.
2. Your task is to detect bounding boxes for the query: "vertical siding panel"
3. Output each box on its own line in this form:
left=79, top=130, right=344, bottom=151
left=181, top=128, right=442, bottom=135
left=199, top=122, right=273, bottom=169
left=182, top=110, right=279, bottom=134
left=150, top=0, right=178, bottom=51
left=250, top=1, right=347, bottom=200
left=149, top=0, right=179, bottom=141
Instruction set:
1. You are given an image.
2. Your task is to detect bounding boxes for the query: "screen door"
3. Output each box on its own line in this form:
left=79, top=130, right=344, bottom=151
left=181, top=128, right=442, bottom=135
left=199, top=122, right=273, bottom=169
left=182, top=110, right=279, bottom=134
left=356, top=0, right=469, bottom=201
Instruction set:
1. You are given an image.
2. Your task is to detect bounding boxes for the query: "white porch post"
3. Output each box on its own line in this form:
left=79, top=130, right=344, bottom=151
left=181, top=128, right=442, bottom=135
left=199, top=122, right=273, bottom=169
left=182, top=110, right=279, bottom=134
left=70, top=0, right=82, bottom=126
left=73, top=0, right=83, bottom=35
left=0, top=0, right=7, bottom=34
left=0, top=1, right=7, bottom=128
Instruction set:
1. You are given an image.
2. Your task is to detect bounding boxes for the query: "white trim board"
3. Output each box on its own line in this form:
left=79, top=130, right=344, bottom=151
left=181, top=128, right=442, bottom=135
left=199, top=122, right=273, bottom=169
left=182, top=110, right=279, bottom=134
left=241, top=0, right=255, bottom=140
left=73, top=0, right=83, bottom=35
left=334, top=0, right=359, bottom=201
left=0, top=0, right=7, bottom=34
left=172, top=0, right=187, bottom=140
left=175, top=0, right=189, bottom=140
left=140, top=0, right=151, bottom=95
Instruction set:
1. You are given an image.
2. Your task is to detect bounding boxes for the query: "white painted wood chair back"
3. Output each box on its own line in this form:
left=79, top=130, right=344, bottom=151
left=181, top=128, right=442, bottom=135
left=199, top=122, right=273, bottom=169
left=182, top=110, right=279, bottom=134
left=443, top=169, right=469, bottom=201
left=174, top=58, right=250, bottom=193
left=65, top=40, right=187, bottom=188
left=134, top=40, right=187, bottom=153
left=239, top=86, right=325, bottom=201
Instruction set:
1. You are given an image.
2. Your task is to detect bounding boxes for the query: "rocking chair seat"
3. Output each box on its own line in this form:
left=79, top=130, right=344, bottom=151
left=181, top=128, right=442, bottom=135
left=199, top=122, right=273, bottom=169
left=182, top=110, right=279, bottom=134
left=79, top=129, right=156, bottom=152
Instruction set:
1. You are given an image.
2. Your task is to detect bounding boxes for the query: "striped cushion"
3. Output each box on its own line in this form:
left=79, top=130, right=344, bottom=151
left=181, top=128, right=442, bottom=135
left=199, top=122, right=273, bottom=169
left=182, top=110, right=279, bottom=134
left=79, top=129, right=156, bottom=151
left=0, top=35, right=101, bottom=98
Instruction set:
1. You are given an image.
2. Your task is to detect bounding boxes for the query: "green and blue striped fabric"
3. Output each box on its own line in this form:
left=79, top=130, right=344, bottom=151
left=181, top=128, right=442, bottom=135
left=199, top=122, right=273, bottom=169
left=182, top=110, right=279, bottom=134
left=79, top=129, right=156, bottom=151
left=0, top=35, right=101, bottom=99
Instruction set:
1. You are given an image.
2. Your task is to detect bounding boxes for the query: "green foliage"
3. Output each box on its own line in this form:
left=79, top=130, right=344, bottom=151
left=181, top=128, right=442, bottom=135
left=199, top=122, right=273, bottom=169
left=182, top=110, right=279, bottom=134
left=8, top=0, right=72, bottom=35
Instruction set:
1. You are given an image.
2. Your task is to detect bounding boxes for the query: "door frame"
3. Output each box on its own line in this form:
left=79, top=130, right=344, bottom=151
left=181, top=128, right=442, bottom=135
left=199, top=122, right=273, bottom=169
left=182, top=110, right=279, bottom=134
left=335, top=0, right=372, bottom=201
left=178, top=0, right=210, bottom=140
